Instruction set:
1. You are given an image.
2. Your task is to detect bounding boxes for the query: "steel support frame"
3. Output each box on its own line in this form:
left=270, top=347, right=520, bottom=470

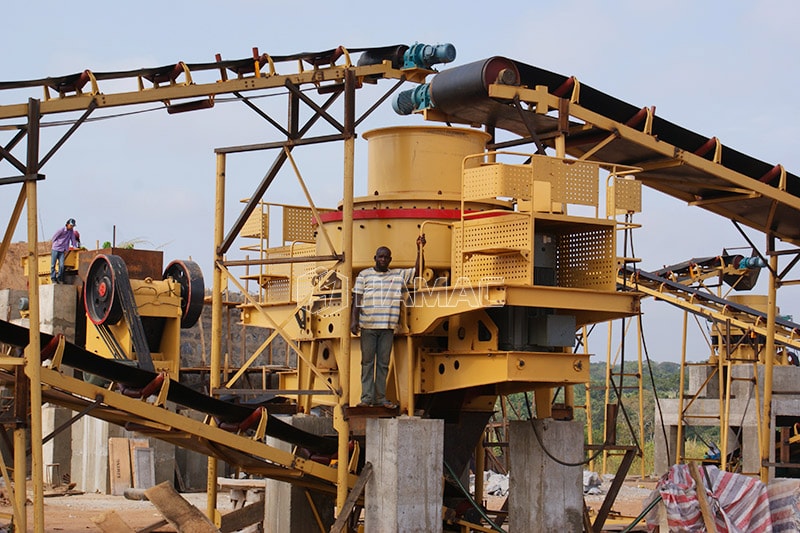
left=0, top=55, right=417, bottom=530
left=208, top=67, right=406, bottom=514
left=476, top=81, right=800, bottom=486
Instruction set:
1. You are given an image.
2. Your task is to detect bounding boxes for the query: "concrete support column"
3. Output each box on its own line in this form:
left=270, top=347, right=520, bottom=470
left=70, top=417, right=125, bottom=494
left=42, top=405, right=72, bottom=486
left=38, top=284, right=77, bottom=342
left=264, top=415, right=335, bottom=533
left=365, top=417, right=444, bottom=533
left=653, top=424, right=681, bottom=476
left=509, top=419, right=583, bottom=532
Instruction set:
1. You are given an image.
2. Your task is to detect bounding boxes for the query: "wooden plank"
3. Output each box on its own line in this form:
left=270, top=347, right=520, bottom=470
left=144, top=481, right=219, bottom=533
left=688, top=462, right=718, bottom=533
left=108, top=437, right=132, bottom=496
left=90, top=510, right=135, bottom=532
left=330, top=462, right=373, bottom=533
left=217, top=477, right=266, bottom=490
left=219, top=500, right=265, bottom=533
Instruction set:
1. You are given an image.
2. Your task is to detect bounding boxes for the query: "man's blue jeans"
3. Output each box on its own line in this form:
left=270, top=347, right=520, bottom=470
left=50, top=250, right=65, bottom=283
left=359, top=328, right=394, bottom=405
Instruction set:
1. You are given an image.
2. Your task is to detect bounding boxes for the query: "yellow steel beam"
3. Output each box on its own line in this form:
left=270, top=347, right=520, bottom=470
left=0, top=63, right=417, bottom=121
left=407, top=285, right=639, bottom=335
left=36, top=366, right=355, bottom=487
left=418, top=351, right=589, bottom=394
left=407, top=284, right=507, bottom=333
left=622, top=275, right=800, bottom=350
left=488, top=83, right=800, bottom=244
left=504, top=285, right=640, bottom=319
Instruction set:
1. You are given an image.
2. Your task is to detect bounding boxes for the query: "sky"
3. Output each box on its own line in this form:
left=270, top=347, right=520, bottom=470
left=1, top=0, right=799, bottom=364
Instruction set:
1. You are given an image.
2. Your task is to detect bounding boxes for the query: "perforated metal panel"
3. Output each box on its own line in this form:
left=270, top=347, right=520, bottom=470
left=240, top=209, right=267, bottom=239
left=565, top=160, right=599, bottom=207
left=262, top=243, right=318, bottom=303
left=283, top=206, right=320, bottom=244
left=556, top=228, right=615, bottom=290
left=531, top=157, right=599, bottom=207
left=609, top=177, right=642, bottom=214
left=454, top=219, right=616, bottom=289
left=460, top=214, right=531, bottom=254
left=531, top=156, right=566, bottom=204
left=463, top=164, right=532, bottom=201
left=453, top=218, right=533, bottom=284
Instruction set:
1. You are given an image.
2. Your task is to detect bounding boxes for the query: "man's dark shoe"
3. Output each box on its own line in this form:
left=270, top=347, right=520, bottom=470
left=381, top=401, right=397, bottom=409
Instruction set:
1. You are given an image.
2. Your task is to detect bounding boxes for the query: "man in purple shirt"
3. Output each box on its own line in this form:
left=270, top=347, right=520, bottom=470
left=50, top=218, right=80, bottom=284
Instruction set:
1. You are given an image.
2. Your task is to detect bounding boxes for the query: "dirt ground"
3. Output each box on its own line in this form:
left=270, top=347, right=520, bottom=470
left=0, top=478, right=656, bottom=532
left=584, top=476, right=659, bottom=528
left=0, top=242, right=49, bottom=292
left=0, top=490, right=233, bottom=532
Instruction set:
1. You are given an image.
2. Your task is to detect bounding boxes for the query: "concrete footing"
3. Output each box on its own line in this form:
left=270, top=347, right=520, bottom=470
left=509, top=419, right=583, bottom=532
left=365, top=416, right=444, bottom=533
left=264, top=414, right=336, bottom=533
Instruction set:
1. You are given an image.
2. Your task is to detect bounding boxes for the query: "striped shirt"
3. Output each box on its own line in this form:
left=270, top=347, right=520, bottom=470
left=353, top=267, right=415, bottom=330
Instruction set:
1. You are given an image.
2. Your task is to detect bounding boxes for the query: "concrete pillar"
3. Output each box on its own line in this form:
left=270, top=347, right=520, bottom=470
left=9, top=284, right=77, bottom=342
left=509, top=419, right=583, bottom=532
left=653, top=423, right=681, bottom=476
left=264, top=414, right=336, bottom=533
left=70, top=416, right=125, bottom=493
left=151, top=436, right=176, bottom=486
left=37, top=284, right=77, bottom=342
left=689, top=364, right=719, bottom=399
left=176, top=408, right=213, bottom=491
left=365, top=416, right=444, bottom=533
left=741, top=425, right=760, bottom=475
left=42, top=405, right=72, bottom=487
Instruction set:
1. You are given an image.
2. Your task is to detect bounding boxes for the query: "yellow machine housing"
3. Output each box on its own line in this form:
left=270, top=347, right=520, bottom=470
left=240, top=125, right=643, bottom=414
left=23, top=249, right=80, bottom=285
left=82, top=254, right=204, bottom=380
left=84, top=276, right=183, bottom=378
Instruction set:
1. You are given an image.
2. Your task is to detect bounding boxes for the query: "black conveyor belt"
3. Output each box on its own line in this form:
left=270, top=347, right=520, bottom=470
left=426, top=57, right=800, bottom=246
left=0, top=319, right=337, bottom=455
left=509, top=61, right=800, bottom=197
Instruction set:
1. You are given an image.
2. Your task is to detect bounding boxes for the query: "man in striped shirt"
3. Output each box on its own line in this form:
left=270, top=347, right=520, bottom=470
left=351, top=234, right=426, bottom=408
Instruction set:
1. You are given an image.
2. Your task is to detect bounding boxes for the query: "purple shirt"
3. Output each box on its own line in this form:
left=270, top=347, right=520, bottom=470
left=51, top=227, right=78, bottom=252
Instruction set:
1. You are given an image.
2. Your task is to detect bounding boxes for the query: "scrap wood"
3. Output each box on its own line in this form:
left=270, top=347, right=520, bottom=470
left=90, top=510, right=135, bottom=533
left=688, top=462, right=718, bottom=533
left=136, top=519, right=170, bottom=533
left=144, top=481, right=219, bottom=533
left=330, top=462, right=373, bottom=533
left=219, top=499, right=265, bottom=533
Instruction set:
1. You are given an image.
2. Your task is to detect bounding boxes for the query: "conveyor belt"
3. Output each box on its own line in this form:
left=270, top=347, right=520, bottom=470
left=510, top=61, right=800, bottom=193
left=0, top=319, right=337, bottom=455
left=426, top=58, right=800, bottom=246
left=619, top=265, right=800, bottom=338
left=0, top=45, right=410, bottom=92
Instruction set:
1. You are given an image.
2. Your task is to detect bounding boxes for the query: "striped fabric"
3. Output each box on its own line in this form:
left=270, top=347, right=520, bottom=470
left=648, top=464, right=773, bottom=532
left=353, top=267, right=415, bottom=329
left=767, top=479, right=800, bottom=532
